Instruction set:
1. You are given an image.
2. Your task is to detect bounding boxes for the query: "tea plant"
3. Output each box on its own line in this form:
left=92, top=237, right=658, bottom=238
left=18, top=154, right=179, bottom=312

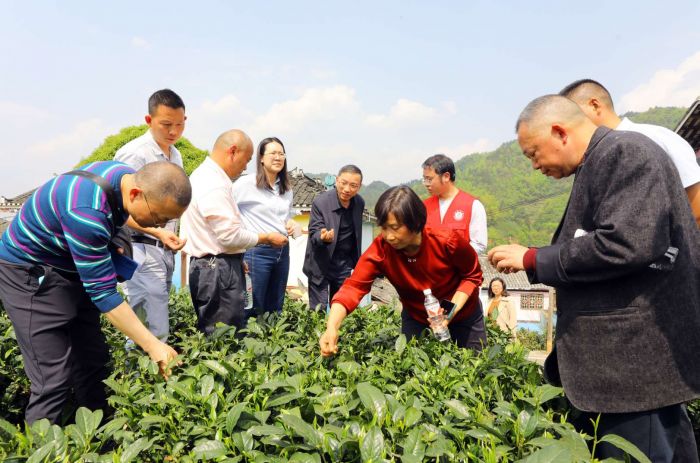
left=0, top=292, right=690, bottom=461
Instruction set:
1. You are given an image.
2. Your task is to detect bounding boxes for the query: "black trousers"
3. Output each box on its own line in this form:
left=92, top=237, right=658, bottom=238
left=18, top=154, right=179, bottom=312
left=0, top=260, right=110, bottom=424
left=308, top=267, right=352, bottom=311
left=401, top=302, right=487, bottom=351
left=189, top=254, right=246, bottom=335
left=572, top=403, right=699, bottom=462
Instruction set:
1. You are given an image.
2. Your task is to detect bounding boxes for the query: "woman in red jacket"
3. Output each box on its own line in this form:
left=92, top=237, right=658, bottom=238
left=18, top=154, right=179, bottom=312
left=319, top=186, right=485, bottom=356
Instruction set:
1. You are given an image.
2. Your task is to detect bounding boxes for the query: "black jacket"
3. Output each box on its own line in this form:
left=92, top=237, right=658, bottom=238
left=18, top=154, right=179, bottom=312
left=302, top=189, right=364, bottom=285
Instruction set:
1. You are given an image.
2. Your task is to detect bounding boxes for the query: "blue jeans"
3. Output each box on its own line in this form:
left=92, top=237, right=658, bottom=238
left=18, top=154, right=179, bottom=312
left=244, top=244, right=290, bottom=315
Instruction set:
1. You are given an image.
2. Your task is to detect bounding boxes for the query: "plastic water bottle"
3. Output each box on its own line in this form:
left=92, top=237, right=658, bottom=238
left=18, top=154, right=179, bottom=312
left=423, top=289, right=450, bottom=342
left=245, top=273, right=253, bottom=310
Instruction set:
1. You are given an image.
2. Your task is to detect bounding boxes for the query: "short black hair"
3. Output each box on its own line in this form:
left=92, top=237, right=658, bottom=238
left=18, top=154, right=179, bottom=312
left=148, top=89, right=185, bottom=115
left=375, top=185, right=426, bottom=233
left=488, top=277, right=509, bottom=298
left=422, top=154, right=456, bottom=182
left=559, top=79, right=614, bottom=110
left=337, top=164, right=363, bottom=180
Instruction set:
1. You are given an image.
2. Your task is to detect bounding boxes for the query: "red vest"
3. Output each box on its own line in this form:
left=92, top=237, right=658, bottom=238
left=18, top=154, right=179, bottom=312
left=424, top=190, right=475, bottom=241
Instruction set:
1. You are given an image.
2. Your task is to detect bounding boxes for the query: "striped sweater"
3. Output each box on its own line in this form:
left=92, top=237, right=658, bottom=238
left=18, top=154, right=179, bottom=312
left=0, top=161, right=134, bottom=312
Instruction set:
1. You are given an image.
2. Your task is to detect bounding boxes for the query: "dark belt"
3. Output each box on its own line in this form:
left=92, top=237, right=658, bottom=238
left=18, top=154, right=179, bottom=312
left=131, top=235, right=164, bottom=249
left=191, top=253, right=242, bottom=261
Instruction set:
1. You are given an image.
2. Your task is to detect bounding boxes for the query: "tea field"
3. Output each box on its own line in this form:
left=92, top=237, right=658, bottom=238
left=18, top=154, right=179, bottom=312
left=0, top=291, right=696, bottom=462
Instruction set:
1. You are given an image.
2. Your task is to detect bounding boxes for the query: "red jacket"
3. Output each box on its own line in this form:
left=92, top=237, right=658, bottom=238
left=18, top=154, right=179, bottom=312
left=332, top=227, right=483, bottom=325
left=423, top=190, right=476, bottom=242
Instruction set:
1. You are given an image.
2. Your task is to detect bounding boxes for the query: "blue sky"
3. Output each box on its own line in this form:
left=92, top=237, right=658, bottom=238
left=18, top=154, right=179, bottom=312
left=2, top=0, right=699, bottom=195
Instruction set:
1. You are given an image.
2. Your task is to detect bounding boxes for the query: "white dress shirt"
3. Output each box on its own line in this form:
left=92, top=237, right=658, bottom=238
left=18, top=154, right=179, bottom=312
left=617, top=117, right=700, bottom=188
left=114, top=130, right=183, bottom=236
left=180, top=157, right=258, bottom=258
left=231, top=173, right=293, bottom=235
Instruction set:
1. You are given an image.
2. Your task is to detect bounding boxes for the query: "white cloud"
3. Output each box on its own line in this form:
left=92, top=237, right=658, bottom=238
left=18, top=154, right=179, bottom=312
left=185, top=94, right=253, bottom=150
left=250, top=85, right=360, bottom=135
left=28, top=118, right=114, bottom=157
left=433, top=138, right=495, bottom=158
left=365, top=98, right=439, bottom=128
left=619, top=50, right=700, bottom=112
left=131, top=36, right=151, bottom=50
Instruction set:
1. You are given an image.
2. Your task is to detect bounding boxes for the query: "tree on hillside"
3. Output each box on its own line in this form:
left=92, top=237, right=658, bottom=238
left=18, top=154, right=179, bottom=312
left=623, top=106, right=686, bottom=131
left=75, top=125, right=208, bottom=175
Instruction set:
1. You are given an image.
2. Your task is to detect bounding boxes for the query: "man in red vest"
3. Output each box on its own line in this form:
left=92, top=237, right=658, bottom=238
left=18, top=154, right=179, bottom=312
left=422, top=154, right=487, bottom=254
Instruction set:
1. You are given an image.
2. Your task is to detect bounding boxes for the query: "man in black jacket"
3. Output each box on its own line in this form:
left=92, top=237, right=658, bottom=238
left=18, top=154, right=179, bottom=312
left=303, top=165, right=364, bottom=311
left=489, top=95, right=700, bottom=461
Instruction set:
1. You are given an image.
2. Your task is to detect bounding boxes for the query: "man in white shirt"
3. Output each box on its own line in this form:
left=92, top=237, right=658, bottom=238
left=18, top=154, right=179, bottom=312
left=560, top=79, right=700, bottom=226
left=114, top=89, right=188, bottom=341
left=421, top=154, right=488, bottom=254
left=179, top=129, right=287, bottom=334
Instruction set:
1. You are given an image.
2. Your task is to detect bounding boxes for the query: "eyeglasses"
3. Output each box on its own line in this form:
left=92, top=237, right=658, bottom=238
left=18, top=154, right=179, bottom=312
left=422, top=176, right=435, bottom=185
left=337, top=180, right=361, bottom=190
left=142, top=190, right=168, bottom=228
left=265, top=151, right=286, bottom=159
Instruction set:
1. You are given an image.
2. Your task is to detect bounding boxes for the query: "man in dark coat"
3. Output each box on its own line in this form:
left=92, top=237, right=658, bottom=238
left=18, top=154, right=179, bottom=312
left=489, top=95, right=700, bottom=462
left=303, top=165, right=364, bottom=310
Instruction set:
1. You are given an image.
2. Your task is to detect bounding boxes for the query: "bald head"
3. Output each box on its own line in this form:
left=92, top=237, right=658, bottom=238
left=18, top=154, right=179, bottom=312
left=515, top=95, right=598, bottom=179
left=213, top=129, right=252, bottom=155
left=515, top=94, right=589, bottom=134
left=134, top=161, right=191, bottom=208
left=210, top=129, right=254, bottom=179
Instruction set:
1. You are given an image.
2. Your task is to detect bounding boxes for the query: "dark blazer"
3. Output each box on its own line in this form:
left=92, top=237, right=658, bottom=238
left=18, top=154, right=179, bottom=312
left=303, top=189, right=365, bottom=285
left=534, top=127, right=700, bottom=413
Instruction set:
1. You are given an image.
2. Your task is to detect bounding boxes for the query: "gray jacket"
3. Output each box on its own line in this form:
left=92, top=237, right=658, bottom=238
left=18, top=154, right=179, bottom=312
left=534, top=127, right=700, bottom=413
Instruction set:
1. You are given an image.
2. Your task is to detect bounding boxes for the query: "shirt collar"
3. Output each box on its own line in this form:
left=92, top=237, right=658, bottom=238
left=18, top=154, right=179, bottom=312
left=147, top=129, right=176, bottom=159
left=332, top=188, right=353, bottom=211
left=203, top=156, right=232, bottom=184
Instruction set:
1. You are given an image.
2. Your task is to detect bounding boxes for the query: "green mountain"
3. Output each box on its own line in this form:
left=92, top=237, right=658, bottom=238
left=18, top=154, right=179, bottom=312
left=405, top=106, right=687, bottom=248
left=83, top=107, right=688, bottom=249
left=359, top=180, right=391, bottom=210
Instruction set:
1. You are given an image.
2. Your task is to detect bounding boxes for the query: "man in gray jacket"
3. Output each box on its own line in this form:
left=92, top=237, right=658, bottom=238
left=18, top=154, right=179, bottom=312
left=489, top=95, right=700, bottom=461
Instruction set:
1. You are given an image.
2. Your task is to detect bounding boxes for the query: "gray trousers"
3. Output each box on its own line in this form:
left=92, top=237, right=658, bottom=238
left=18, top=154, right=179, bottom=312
left=123, top=243, right=174, bottom=341
left=189, top=254, right=246, bottom=335
left=0, top=260, right=109, bottom=424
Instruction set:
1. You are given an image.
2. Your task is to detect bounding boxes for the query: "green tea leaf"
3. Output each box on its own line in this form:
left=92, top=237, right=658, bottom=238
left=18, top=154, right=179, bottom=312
left=226, top=403, right=248, bottom=433
left=395, top=334, right=407, bottom=354
left=192, top=439, right=227, bottom=459
left=356, top=382, right=387, bottom=422
left=598, top=434, right=652, bottom=463
left=444, top=399, right=471, bottom=421
left=120, top=437, right=153, bottom=463
left=26, top=442, right=54, bottom=463
left=360, top=426, right=384, bottom=462
left=279, top=414, right=322, bottom=447
left=202, top=359, right=229, bottom=377
left=75, top=407, right=102, bottom=436
left=0, top=418, right=19, bottom=438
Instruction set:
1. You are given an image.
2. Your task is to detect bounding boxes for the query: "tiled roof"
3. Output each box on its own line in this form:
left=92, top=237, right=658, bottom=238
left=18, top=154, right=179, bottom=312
left=478, top=256, right=551, bottom=291
left=676, top=97, right=700, bottom=160
left=1, top=188, right=37, bottom=206
left=290, top=168, right=326, bottom=208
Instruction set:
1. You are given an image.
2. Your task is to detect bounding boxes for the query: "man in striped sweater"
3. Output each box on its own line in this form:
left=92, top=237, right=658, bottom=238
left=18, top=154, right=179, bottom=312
left=0, top=160, right=191, bottom=424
